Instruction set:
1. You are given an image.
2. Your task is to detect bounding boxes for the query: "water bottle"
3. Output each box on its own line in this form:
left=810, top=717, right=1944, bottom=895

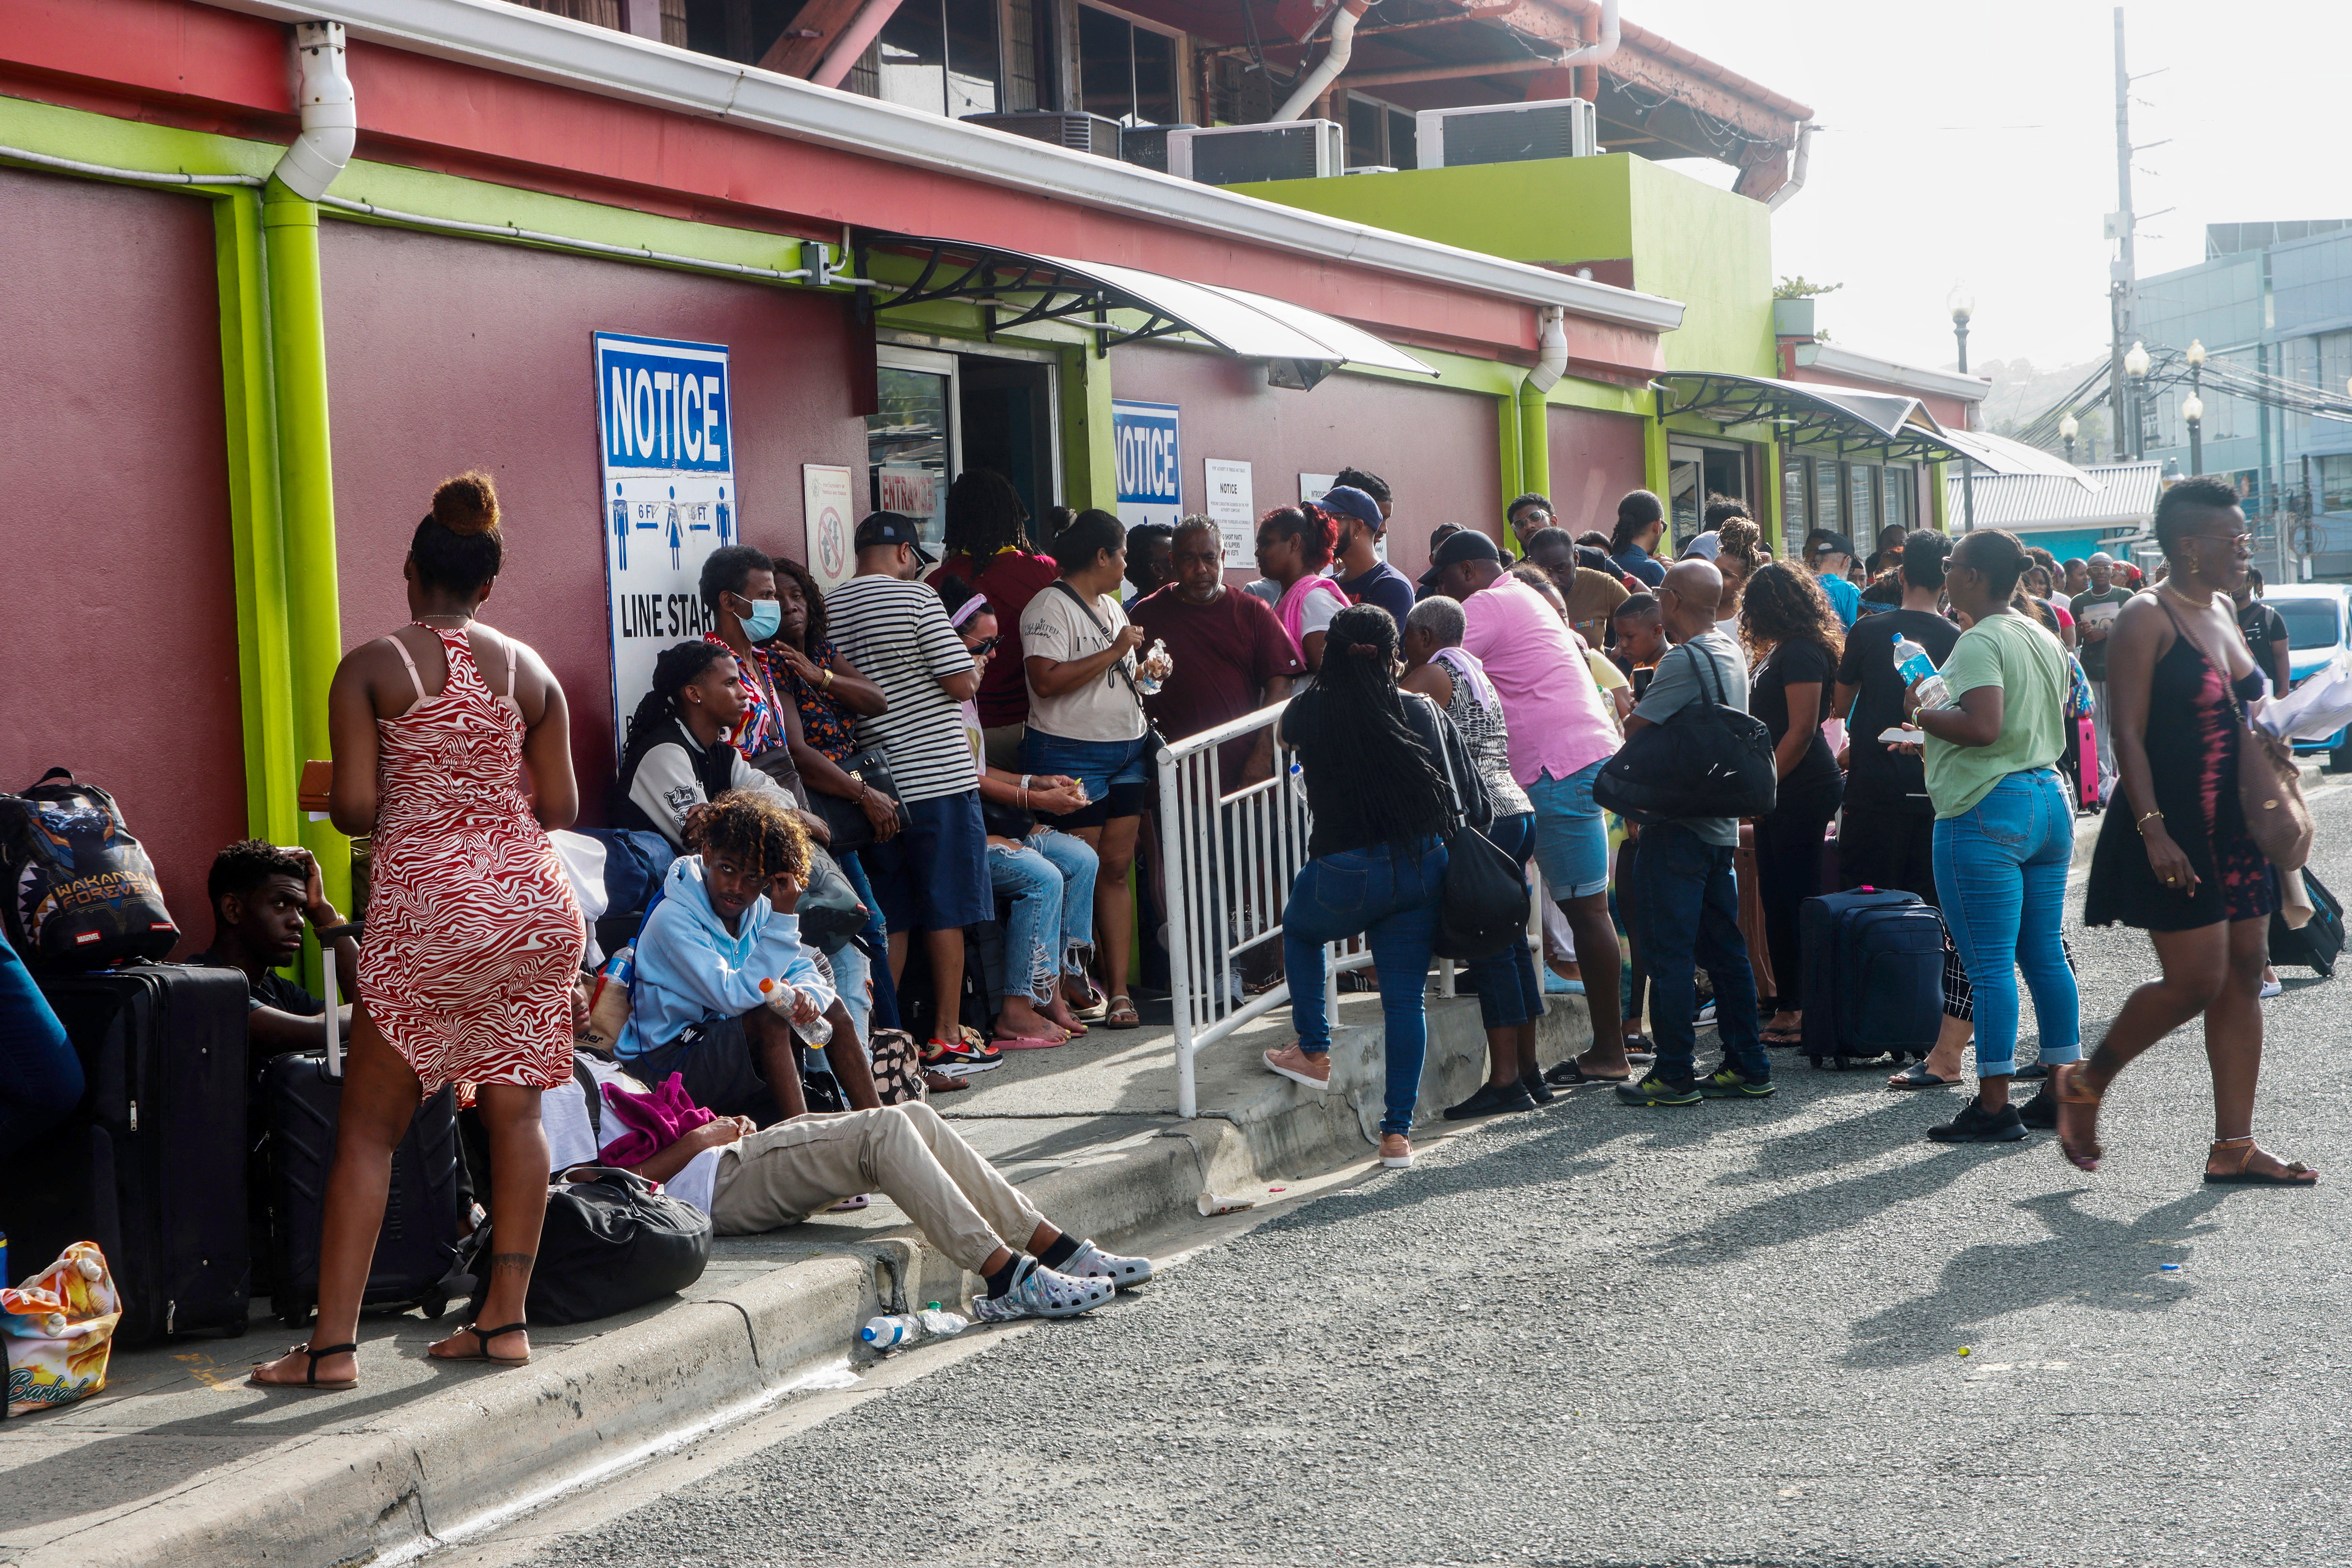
left=1892, top=637, right=1953, bottom=711
left=761, top=978, right=832, bottom=1044
left=1137, top=638, right=1171, bottom=696
left=861, top=1313, right=922, bottom=1349
left=916, top=1304, right=969, bottom=1338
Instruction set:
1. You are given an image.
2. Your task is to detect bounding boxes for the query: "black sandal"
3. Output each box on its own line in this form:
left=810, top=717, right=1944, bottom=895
left=247, top=1340, right=359, bottom=1391
left=433, top=1321, right=533, bottom=1366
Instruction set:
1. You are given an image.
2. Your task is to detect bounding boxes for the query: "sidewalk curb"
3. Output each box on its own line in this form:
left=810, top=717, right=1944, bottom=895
left=16, top=994, right=1584, bottom=1568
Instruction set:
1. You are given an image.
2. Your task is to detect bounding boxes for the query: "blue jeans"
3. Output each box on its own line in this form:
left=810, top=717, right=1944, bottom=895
left=0, top=926, right=79, bottom=1154
left=841, top=852, right=900, bottom=1032
left=1628, top=822, right=1767, bottom=1085
left=989, top=829, right=1101, bottom=1004
left=1464, top=812, right=1542, bottom=1030
left=1933, top=769, right=2080, bottom=1079
left=1283, top=837, right=1447, bottom=1136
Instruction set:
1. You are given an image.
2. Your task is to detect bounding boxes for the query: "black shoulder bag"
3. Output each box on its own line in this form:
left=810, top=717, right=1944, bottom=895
left=1050, top=581, right=1171, bottom=761
left=1423, top=699, right=1529, bottom=961
left=1592, top=643, right=1778, bottom=825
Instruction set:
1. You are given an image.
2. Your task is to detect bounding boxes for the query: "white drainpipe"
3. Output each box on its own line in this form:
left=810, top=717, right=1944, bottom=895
left=271, top=20, right=356, bottom=200
left=1549, top=0, right=1619, bottom=69
left=1767, top=121, right=1814, bottom=213
left=1526, top=304, right=1569, bottom=392
left=1272, top=0, right=1370, bottom=122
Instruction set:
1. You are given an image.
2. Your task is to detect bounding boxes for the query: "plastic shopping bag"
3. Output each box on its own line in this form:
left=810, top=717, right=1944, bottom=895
left=4, top=1241, right=119, bottom=1416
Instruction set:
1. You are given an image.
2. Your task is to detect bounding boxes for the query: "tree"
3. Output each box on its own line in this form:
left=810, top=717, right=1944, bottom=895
left=1773, top=276, right=1843, bottom=299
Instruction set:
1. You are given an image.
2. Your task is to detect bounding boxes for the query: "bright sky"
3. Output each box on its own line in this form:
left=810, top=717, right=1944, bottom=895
left=1635, top=0, right=2352, bottom=375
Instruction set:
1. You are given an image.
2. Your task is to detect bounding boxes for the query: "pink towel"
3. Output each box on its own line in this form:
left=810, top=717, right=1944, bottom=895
left=599, top=1072, right=715, bottom=1166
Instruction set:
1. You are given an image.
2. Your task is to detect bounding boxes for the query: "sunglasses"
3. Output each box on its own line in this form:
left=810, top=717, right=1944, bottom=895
left=966, top=635, right=1000, bottom=657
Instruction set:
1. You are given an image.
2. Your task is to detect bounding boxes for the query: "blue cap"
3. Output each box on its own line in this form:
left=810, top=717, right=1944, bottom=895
left=1320, top=486, right=1384, bottom=531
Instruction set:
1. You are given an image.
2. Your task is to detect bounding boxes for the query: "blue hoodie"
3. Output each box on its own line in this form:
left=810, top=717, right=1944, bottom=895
left=618, top=855, right=836, bottom=1059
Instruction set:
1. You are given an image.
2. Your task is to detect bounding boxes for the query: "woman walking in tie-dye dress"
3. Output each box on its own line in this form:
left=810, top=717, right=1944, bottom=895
left=252, top=472, right=585, bottom=1390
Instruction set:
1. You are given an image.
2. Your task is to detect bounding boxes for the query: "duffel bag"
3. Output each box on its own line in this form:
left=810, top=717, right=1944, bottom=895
left=468, top=1166, right=710, bottom=1328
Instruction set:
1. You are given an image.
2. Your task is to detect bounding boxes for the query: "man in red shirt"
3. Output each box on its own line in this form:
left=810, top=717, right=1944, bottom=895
left=1130, top=517, right=1305, bottom=783
left=926, top=470, right=1059, bottom=769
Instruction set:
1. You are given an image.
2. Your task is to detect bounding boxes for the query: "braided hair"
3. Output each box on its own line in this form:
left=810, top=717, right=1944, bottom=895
left=682, top=787, right=811, bottom=885
left=618, top=640, right=731, bottom=799
left=1285, top=605, right=1448, bottom=853
left=942, top=469, right=1031, bottom=559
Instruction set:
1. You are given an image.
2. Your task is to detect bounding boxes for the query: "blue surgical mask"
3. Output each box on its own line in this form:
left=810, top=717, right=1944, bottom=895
left=737, top=595, right=782, bottom=642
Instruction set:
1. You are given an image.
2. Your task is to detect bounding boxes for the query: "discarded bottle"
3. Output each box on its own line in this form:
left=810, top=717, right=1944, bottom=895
left=915, top=1304, right=969, bottom=1337
left=861, top=1314, right=922, bottom=1349
left=1892, top=637, right=1953, bottom=711
left=761, top=977, right=833, bottom=1044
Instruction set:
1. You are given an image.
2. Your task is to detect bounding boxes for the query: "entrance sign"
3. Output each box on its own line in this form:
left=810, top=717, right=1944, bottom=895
left=1205, top=458, right=1254, bottom=563
left=1112, top=400, right=1182, bottom=529
left=596, top=331, right=736, bottom=757
left=803, top=464, right=857, bottom=594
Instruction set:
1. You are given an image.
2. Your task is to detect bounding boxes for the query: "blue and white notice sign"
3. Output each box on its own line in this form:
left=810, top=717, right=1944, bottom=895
left=1112, top=399, right=1181, bottom=530
left=596, top=332, right=737, bottom=756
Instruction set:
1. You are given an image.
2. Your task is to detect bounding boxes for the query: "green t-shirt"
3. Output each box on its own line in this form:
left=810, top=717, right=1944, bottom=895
left=1923, top=613, right=2070, bottom=818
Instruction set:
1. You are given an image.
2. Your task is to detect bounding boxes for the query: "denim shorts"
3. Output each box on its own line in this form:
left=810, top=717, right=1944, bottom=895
left=1526, top=758, right=1610, bottom=900
left=1021, top=729, right=1152, bottom=828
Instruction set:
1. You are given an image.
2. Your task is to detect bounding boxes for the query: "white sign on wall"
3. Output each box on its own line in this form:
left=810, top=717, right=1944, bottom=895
left=803, top=464, right=856, bottom=595
left=595, top=330, right=736, bottom=759
left=1205, top=458, right=1254, bottom=564
left=1301, top=470, right=1385, bottom=561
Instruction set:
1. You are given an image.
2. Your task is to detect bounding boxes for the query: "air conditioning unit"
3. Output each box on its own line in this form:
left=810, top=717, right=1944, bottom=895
left=1416, top=97, right=1597, bottom=169
left=1166, top=120, right=1345, bottom=185
left=960, top=111, right=1123, bottom=160
left=1118, top=123, right=1196, bottom=174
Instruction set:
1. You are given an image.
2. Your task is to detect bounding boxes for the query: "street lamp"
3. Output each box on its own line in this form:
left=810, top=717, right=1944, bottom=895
left=2124, top=339, right=2152, bottom=458
left=2059, top=412, right=2079, bottom=466
left=1949, top=285, right=1979, bottom=531
left=2184, top=338, right=2207, bottom=476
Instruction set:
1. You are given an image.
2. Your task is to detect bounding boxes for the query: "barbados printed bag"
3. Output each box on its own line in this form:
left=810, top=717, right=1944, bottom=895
left=4, top=1242, right=120, bottom=1417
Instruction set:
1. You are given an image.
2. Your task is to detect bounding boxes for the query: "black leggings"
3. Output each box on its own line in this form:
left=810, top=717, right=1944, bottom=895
left=1753, top=777, right=1842, bottom=1012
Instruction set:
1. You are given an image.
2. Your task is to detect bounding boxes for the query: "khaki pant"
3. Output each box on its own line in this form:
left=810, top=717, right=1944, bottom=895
left=709, top=1102, right=1046, bottom=1271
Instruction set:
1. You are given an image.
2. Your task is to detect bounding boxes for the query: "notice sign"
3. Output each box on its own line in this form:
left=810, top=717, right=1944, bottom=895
left=1112, top=400, right=1182, bottom=529
left=804, top=464, right=856, bottom=594
left=1205, top=458, right=1254, bottom=563
left=596, top=331, right=736, bottom=757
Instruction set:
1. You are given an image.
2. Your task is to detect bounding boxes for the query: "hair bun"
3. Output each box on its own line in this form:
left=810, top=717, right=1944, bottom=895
left=432, top=471, right=500, bottom=537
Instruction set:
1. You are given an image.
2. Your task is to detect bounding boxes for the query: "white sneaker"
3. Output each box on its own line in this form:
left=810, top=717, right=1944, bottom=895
left=970, top=1256, right=1114, bottom=1322
left=1062, top=1238, right=1154, bottom=1289
left=2260, top=975, right=2284, bottom=999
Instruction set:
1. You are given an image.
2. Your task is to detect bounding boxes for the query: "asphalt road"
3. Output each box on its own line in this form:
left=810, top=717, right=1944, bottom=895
left=502, top=785, right=2352, bottom=1568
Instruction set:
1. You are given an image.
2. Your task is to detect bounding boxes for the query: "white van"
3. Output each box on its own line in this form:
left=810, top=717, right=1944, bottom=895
left=2257, top=582, right=2352, bottom=767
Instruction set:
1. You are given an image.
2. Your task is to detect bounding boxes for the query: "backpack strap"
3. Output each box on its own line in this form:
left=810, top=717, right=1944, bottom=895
left=573, top=1054, right=603, bottom=1142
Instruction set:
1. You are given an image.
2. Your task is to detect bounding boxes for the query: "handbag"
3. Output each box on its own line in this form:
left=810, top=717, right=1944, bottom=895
left=797, top=846, right=868, bottom=952
left=1425, top=700, right=1528, bottom=961
left=1592, top=643, right=1778, bottom=824
left=811, top=745, right=910, bottom=854
left=1050, top=581, right=1172, bottom=762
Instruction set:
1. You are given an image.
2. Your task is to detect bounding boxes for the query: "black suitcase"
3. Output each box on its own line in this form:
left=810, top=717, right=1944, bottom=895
left=264, top=923, right=471, bottom=1328
left=2, top=961, right=250, bottom=1344
left=2271, top=867, right=2345, bottom=979
left=1798, top=887, right=1946, bottom=1069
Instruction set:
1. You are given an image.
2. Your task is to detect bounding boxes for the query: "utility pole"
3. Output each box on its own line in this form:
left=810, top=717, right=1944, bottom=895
left=2108, top=7, right=2136, bottom=460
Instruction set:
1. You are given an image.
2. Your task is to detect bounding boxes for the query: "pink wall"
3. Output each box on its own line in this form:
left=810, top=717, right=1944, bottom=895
left=321, top=223, right=868, bottom=823
left=1548, top=405, right=1652, bottom=542
left=0, top=168, right=248, bottom=955
left=1111, top=344, right=1503, bottom=582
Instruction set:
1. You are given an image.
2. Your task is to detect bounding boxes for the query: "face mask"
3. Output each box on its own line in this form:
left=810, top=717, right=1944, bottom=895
left=737, top=595, right=782, bottom=642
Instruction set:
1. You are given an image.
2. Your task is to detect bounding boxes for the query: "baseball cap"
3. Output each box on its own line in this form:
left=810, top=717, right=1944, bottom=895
left=1680, top=531, right=1722, bottom=561
left=1320, top=486, right=1383, bottom=531
left=855, top=511, right=936, bottom=563
left=1811, top=531, right=1858, bottom=560
left=1416, top=526, right=1502, bottom=588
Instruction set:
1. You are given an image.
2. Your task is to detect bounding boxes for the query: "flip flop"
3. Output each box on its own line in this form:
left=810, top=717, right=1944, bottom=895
left=1888, top=1062, right=1960, bottom=1090
left=1761, top=1028, right=1804, bottom=1047
left=1543, top=1058, right=1632, bottom=1086
left=827, top=1194, right=872, bottom=1211
left=921, top=1069, right=971, bottom=1094
left=992, top=1034, right=1067, bottom=1050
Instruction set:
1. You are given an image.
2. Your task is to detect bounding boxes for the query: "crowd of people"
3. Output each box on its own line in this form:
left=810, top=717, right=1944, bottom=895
left=3, top=454, right=2319, bottom=1394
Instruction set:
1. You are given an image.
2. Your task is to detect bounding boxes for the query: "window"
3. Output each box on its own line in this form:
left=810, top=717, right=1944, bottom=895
left=2275, top=596, right=2344, bottom=652
left=1782, top=455, right=1809, bottom=535
left=1813, top=457, right=1841, bottom=536
left=1078, top=4, right=1176, bottom=127
left=1847, top=463, right=1878, bottom=538
left=2322, top=454, right=2352, bottom=515
left=1388, top=108, right=1417, bottom=170
left=1882, top=466, right=1913, bottom=530
left=1346, top=96, right=1383, bottom=168
left=874, top=0, right=1000, bottom=118
left=868, top=351, right=959, bottom=555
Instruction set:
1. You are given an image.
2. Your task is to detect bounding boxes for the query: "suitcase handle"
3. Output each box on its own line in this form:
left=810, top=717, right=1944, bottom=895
left=316, top=921, right=363, bottom=1079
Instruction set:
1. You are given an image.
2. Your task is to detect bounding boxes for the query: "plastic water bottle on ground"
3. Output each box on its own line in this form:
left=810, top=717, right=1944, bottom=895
left=916, top=1304, right=969, bottom=1337
left=1893, top=637, right=1953, bottom=711
left=762, top=977, right=832, bottom=1044
left=861, top=1314, right=921, bottom=1349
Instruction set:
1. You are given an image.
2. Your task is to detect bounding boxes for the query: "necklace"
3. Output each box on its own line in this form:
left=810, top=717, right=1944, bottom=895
left=414, top=611, right=472, bottom=628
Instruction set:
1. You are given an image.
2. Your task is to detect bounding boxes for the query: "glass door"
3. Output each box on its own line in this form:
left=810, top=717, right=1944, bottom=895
left=868, top=347, right=959, bottom=556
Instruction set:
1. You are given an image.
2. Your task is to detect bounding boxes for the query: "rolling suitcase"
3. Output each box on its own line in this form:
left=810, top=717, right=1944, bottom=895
left=264, top=922, right=471, bottom=1328
left=3, top=961, right=250, bottom=1344
left=1798, top=887, right=1946, bottom=1070
left=2270, top=867, right=2344, bottom=979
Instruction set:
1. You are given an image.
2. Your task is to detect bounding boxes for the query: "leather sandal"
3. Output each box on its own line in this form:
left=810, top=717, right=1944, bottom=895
left=433, top=1321, right=532, bottom=1366
left=247, top=1341, right=358, bottom=1391
left=2053, top=1061, right=2104, bottom=1172
left=2204, top=1135, right=2319, bottom=1186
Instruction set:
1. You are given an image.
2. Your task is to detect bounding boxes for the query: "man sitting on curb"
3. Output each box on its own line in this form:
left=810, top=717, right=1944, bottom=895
left=618, top=790, right=876, bottom=1122
left=190, top=839, right=361, bottom=1065
left=544, top=1046, right=1151, bottom=1320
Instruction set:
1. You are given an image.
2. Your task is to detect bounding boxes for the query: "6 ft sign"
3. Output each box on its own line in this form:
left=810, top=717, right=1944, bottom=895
left=596, top=332, right=738, bottom=759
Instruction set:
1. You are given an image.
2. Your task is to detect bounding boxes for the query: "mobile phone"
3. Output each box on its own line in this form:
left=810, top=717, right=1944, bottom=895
left=1631, top=666, right=1655, bottom=699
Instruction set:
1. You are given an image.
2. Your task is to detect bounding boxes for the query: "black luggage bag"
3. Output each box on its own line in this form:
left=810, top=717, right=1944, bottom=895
left=1798, top=887, right=1946, bottom=1069
left=264, top=922, right=472, bottom=1328
left=2271, top=867, right=2345, bottom=979
left=3, top=961, right=250, bottom=1344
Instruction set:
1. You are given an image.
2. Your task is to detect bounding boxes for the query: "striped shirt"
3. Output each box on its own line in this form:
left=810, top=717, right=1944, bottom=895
left=823, top=574, right=978, bottom=803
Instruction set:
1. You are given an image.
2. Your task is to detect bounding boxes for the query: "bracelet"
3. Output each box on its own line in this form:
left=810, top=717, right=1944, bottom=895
left=1021, top=774, right=1034, bottom=790
left=1020, top=788, right=1031, bottom=810
left=2136, top=809, right=2165, bottom=833
left=821, top=668, right=835, bottom=691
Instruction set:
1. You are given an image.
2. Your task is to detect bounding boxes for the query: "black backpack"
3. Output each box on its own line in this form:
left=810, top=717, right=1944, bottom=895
left=1592, top=646, right=1778, bottom=825
left=0, top=769, right=179, bottom=969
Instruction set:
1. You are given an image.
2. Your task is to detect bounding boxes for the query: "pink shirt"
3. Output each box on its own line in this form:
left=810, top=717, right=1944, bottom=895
left=1459, top=573, right=1620, bottom=786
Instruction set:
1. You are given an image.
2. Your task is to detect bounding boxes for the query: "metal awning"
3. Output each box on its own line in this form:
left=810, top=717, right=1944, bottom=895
left=1657, top=373, right=2095, bottom=486
left=854, top=232, right=1438, bottom=384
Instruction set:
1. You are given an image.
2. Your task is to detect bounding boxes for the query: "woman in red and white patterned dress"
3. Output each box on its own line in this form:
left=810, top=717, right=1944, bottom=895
left=252, top=472, right=584, bottom=1390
